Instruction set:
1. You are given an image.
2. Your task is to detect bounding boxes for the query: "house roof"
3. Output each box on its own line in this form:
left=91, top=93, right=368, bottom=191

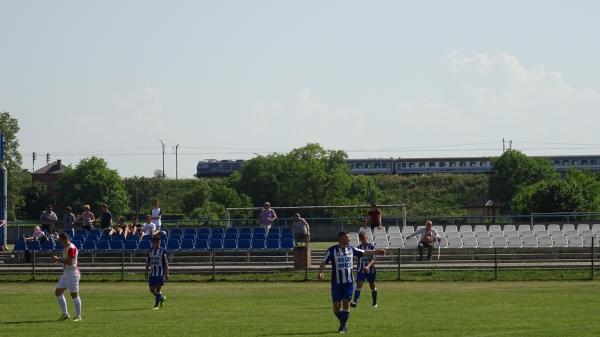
left=32, top=160, right=66, bottom=175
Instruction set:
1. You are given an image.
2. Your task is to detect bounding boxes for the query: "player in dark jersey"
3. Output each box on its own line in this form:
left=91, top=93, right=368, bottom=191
left=145, top=235, right=169, bottom=309
left=318, top=232, right=385, bottom=334
left=351, top=231, right=378, bottom=308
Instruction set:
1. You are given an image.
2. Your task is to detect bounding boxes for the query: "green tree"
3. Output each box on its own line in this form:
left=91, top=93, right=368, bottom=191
left=21, top=180, right=53, bottom=219
left=123, top=176, right=162, bottom=217
left=181, top=181, right=211, bottom=217
left=491, top=150, right=558, bottom=209
left=0, top=112, right=28, bottom=220
left=58, top=157, right=128, bottom=216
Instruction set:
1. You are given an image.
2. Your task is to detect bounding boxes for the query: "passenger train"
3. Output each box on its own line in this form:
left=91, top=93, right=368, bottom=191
left=196, top=155, right=600, bottom=177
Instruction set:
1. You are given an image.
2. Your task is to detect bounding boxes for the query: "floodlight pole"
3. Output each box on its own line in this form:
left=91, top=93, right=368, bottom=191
left=0, top=133, right=7, bottom=248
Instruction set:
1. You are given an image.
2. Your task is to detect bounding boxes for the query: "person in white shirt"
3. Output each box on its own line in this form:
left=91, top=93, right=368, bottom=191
left=405, top=220, right=440, bottom=261
left=151, top=200, right=162, bottom=230
left=143, top=215, right=157, bottom=237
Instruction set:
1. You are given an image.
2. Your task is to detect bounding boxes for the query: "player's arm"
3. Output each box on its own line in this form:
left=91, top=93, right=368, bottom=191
left=317, top=249, right=332, bottom=280
left=270, top=210, right=277, bottom=223
left=363, top=248, right=386, bottom=257
left=144, top=253, right=150, bottom=280
left=163, top=251, right=170, bottom=281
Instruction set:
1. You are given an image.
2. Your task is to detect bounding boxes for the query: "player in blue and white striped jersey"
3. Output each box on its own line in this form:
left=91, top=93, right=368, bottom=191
left=351, top=231, right=378, bottom=308
left=145, top=235, right=169, bottom=310
left=318, top=232, right=385, bottom=334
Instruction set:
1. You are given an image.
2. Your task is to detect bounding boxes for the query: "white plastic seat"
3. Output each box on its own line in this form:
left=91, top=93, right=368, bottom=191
left=517, top=225, right=531, bottom=232
left=349, top=233, right=360, bottom=246
left=505, top=231, right=519, bottom=238
left=576, top=224, right=590, bottom=233
left=462, top=237, right=477, bottom=248
left=358, top=227, right=372, bottom=235
left=488, top=225, right=502, bottom=233
left=460, top=231, right=475, bottom=238
left=507, top=237, right=523, bottom=248
left=477, top=237, right=493, bottom=248
left=445, top=225, right=458, bottom=233
left=490, top=231, right=505, bottom=238
left=401, top=226, right=414, bottom=235
left=444, top=232, right=460, bottom=238
left=492, top=237, right=508, bottom=248
left=549, top=230, right=564, bottom=237
left=582, top=236, right=599, bottom=247
left=447, top=237, right=463, bottom=248
left=473, top=225, right=487, bottom=233
left=567, top=236, right=583, bottom=247
left=387, top=232, right=403, bottom=239
left=534, top=230, right=549, bottom=237
left=388, top=237, right=404, bottom=249
left=564, top=230, right=579, bottom=238
left=474, top=231, right=490, bottom=238
left=562, top=224, right=575, bottom=232
left=579, top=230, right=594, bottom=237
left=553, top=236, right=568, bottom=248
left=459, top=225, right=473, bottom=233
left=433, top=225, right=444, bottom=233
left=404, top=237, right=419, bottom=249
left=387, top=226, right=401, bottom=234
left=373, top=232, right=388, bottom=239
left=438, top=237, right=448, bottom=248
left=547, top=224, right=561, bottom=233
left=520, top=231, right=534, bottom=238
left=374, top=238, right=389, bottom=248
left=522, top=237, right=538, bottom=248
left=532, top=224, right=546, bottom=232
left=503, top=225, right=516, bottom=232
left=373, top=226, right=387, bottom=235
left=416, top=226, right=425, bottom=232
left=538, top=236, right=553, bottom=247
left=592, top=224, right=600, bottom=234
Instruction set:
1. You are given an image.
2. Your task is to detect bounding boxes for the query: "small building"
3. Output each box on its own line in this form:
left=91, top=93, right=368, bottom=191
left=32, top=160, right=66, bottom=201
left=465, top=197, right=503, bottom=223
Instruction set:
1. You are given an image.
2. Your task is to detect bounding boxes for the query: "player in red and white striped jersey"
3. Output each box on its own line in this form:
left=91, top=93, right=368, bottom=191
left=52, top=232, right=82, bottom=321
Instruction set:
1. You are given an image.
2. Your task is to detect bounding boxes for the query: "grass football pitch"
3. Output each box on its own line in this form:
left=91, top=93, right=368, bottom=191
left=1, top=281, right=599, bottom=337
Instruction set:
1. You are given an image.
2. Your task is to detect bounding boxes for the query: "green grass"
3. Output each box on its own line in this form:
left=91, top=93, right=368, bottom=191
left=1, top=281, right=600, bottom=336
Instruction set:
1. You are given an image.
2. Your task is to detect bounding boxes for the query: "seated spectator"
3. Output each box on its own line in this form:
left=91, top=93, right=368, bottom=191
left=47, top=225, right=59, bottom=242
left=23, top=225, right=48, bottom=243
left=114, top=217, right=127, bottom=236
left=79, top=204, right=95, bottom=230
left=405, top=220, right=441, bottom=261
left=133, top=218, right=144, bottom=238
left=142, top=215, right=158, bottom=237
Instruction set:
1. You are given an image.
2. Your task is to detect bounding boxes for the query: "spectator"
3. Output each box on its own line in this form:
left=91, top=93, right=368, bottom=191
left=133, top=217, right=144, bottom=238
left=289, top=212, right=310, bottom=246
left=63, top=207, right=76, bottom=231
left=40, top=204, right=58, bottom=232
left=364, top=204, right=382, bottom=231
left=151, top=200, right=162, bottom=231
left=48, top=226, right=59, bottom=242
left=405, top=220, right=441, bottom=261
left=142, top=215, right=157, bottom=237
left=128, top=218, right=139, bottom=238
left=0, top=219, right=6, bottom=251
left=99, top=203, right=113, bottom=235
left=115, top=217, right=128, bottom=236
left=259, top=202, right=277, bottom=232
left=79, top=205, right=95, bottom=230
left=23, top=225, right=47, bottom=243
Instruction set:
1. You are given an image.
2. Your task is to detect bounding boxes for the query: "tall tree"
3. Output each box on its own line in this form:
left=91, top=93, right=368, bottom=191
left=0, top=112, right=28, bottom=219
left=58, top=157, right=128, bottom=216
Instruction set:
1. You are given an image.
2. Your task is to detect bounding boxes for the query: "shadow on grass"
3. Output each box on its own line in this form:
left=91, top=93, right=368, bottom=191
left=1, top=319, right=57, bottom=325
left=259, top=332, right=333, bottom=336
left=98, top=307, right=149, bottom=312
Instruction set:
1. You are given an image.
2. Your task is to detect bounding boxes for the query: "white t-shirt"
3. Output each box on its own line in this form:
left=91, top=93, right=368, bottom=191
left=151, top=208, right=162, bottom=229
left=143, top=222, right=156, bottom=236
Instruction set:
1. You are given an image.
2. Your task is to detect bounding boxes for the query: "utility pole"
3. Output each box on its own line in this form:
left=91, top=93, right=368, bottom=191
left=160, top=140, right=166, bottom=179
left=32, top=152, right=37, bottom=171
left=173, top=144, right=179, bottom=180
left=502, top=138, right=505, bottom=153
left=46, top=153, right=50, bottom=165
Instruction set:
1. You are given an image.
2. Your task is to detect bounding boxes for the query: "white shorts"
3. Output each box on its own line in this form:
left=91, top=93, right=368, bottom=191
left=56, top=270, right=80, bottom=293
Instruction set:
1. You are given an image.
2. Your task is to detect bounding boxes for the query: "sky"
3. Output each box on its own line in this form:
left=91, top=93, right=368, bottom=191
left=1, top=0, right=599, bottom=178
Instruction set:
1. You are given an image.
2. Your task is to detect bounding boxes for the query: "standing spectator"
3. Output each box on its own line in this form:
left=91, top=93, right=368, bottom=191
left=78, top=205, right=95, bottom=230
left=151, top=200, right=162, bottom=232
left=289, top=212, right=310, bottom=246
left=63, top=207, right=76, bottom=231
left=259, top=202, right=277, bottom=232
left=99, top=203, right=113, bottom=235
left=405, top=220, right=441, bottom=261
left=40, top=204, right=58, bottom=232
left=364, top=204, right=382, bottom=231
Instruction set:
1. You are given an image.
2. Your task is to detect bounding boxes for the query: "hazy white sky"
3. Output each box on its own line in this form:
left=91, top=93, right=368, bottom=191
left=1, top=0, right=599, bottom=177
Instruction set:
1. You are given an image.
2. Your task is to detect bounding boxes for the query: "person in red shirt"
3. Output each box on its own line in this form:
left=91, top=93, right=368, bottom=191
left=52, top=232, right=82, bottom=321
left=364, top=204, right=382, bottom=231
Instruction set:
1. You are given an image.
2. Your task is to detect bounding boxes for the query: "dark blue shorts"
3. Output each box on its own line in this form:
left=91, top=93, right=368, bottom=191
left=331, top=282, right=354, bottom=302
left=148, top=276, right=164, bottom=287
left=357, top=272, right=376, bottom=284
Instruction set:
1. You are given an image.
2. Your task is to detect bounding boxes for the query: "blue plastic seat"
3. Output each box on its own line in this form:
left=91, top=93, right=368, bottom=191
left=238, top=233, right=252, bottom=241
left=254, top=227, right=266, bottom=235
left=183, top=228, right=197, bottom=237
left=281, top=233, right=294, bottom=240
left=169, top=234, right=182, bottom=243
left=183, top=234, right=196, bottom=241
left=82, top=240, right=96, bottom=251
left=137, top=240, right=151, bottom=250
left=87, top=233, right=99, bottom=241
left=13, top=240, right=27, bottom=252
left=113, top=235, right=126, bottom=242
left=237, top=239, right=251, bottom=250
left=209, top=239, right=223, bottom=250
left=126, top=235, right=140, bottom=242
left=267, top=233, right=280, bottom=240
left=124, top=240, right=138, bottom=250
left=63, top=229, right=74, bottom=238
left=88, top=229, right=101, bottom=238
left=281, top=238, right=294, bottom=250
left=211, top=233, right=224, bottom=241
left=252, top=233, right=266, bottom=241
left=225, top=227, right=238, bottom=235
left=142, top=235, right=152, bottom=241
left=110, top=240, right=124, bottom=250
left=99, top=234, right=111, bottom=242
left=160, top=240, right=167, bottom=249
left=73, top=234, right=86, bottom=243
left=281, top=228, right=292, bottom=235
left=72, top=240, right=83, bottom=250
left=75, top=229, right=88, bottom=237
left=225, top=233, right=237, bottom=241
left=195, top=239, right=209, bottom=251
left=96, top=240, right=110, bottom=250
left=268, top=227, right=280, bottom=235
left=224, top=239, right=237, bottom=250
left=212, top=227, right=224, bottom=235
left=239, top=227, right=252, bottom=235
left=266, top=238, right=280, bottom=250
left=27, top=241, right=41, bottom=251
left=251, top=239, right=265, bottom=250
left=197, top=228, right=210, bottom=236
left=198, top=234, right=210, bottom=242
left=41, top=240, right=55, bottom=251
left=167, top=239, right=180, bottom=251
left=180, top=239, right=195, bottom=251
left=170, top=228, right=183, bottom=237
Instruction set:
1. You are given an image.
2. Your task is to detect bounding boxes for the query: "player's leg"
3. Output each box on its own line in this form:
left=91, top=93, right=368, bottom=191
left=369, top=278, right=378, bottom=307
left=426, top=243, right=433, bottom=260
left=337, top=283, right=353, bottom=333
left=55, top=273, right=70, bottom=320
left=155, top=284, right=166, bottom=308
left=68, top=272, right=82, bottom=320
left=351, top=279, right=364, bottom=307
left=418, top=243, right=424, bottom=260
